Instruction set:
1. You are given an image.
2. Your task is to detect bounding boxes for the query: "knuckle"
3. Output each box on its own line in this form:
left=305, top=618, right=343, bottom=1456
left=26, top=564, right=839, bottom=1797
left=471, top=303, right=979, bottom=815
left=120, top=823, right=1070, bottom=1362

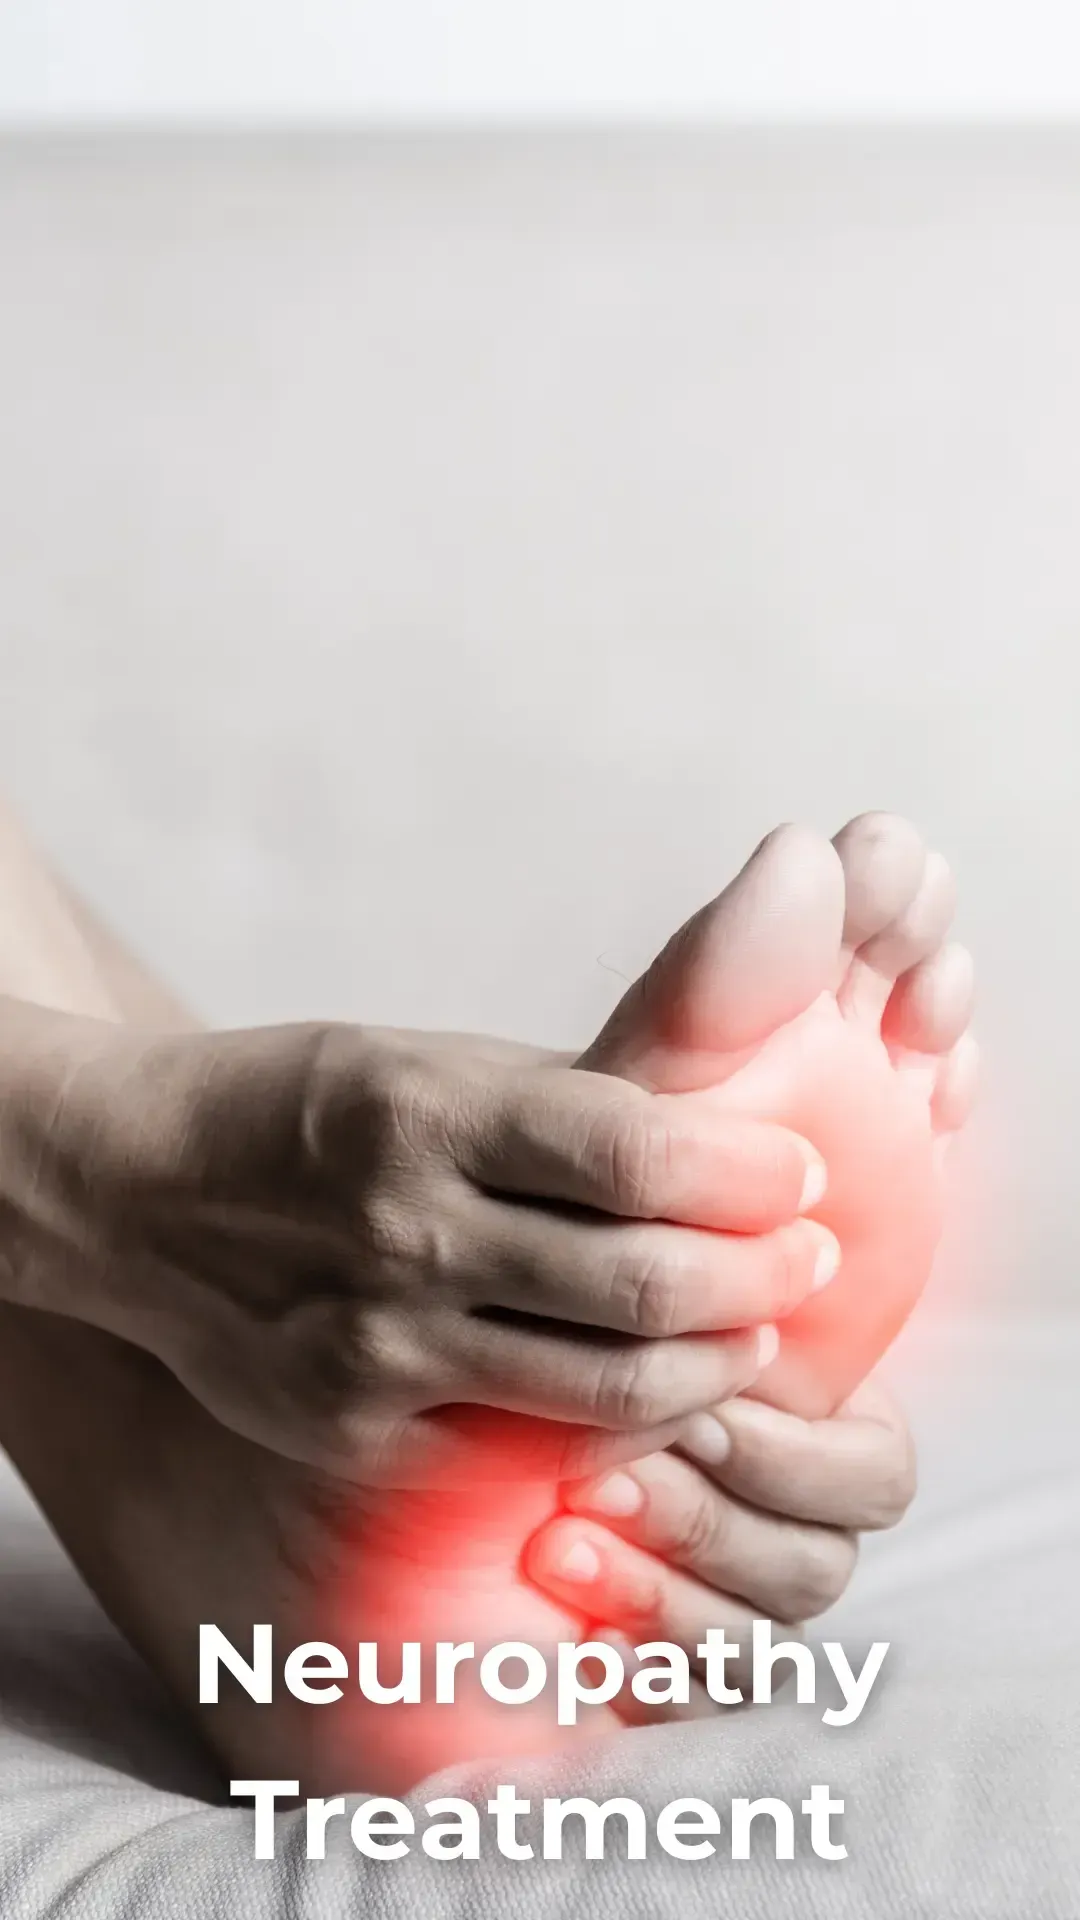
left=786, top=1530, right=857, bottom=1619
left=621, top=1562, right=666, bottom=1636
left=586, top=1105, right=671, bottom=1216
left=866, top=1433, right=918, bottom=1528
left=610, top=1235, right=683, bottom=1339
left=360, top=1192, right=427, bottom=1267
left=743, top=1128, right=799, bottom=1212
left=764, top=1229, right=811, bottom=1319
left=593, top=1344, right=676, bottom=1432
left=302, top=1303, right=434, bottom=1458
left=360, top=1190, right=458, bottom=1280
left=344, top=1305, right=432, bottom=1395
left=358, top=1306, right=434, bottom=1392
left=765, top=1132, right=801, bottom=1198
left=356, top=1189, right=403, bottom=1264
left=667, top=1485, right=731, bottom=1569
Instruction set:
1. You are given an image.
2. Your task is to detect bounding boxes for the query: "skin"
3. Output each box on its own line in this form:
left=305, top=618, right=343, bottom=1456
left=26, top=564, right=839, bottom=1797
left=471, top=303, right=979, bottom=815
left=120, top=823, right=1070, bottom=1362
left=0, top=817, right=975, bottom=1476
left=0, top=801, right=958, bottom=1795
left=534, top=1379, right=916, bottom=1716
left=521, top=815, right=975, bottom=1658
left=577, top=817, right=977, bottom=1416
left=0, top=1007, right=833, bottom=1485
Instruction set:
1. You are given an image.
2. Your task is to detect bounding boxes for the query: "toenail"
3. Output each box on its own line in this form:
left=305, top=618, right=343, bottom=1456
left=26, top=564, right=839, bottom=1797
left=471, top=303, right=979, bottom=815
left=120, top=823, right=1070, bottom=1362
left=556, top=1539, right=602, bottom=1583
left=579, top=1473, right=643, bottom=1519
left=756, top=1323, right=780, bottom=1370
left=812, top=1233, right=842, bottom=1291
left=798, top=1155, right=828, bottom=1211
left=680, top=1411, right=732, bottom=1467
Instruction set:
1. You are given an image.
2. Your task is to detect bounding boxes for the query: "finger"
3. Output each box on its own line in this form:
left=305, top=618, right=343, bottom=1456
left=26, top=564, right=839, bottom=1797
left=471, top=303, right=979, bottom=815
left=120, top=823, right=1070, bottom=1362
left=839, top=1375, right=910, bottom=1431
left=368, top=1375, right=914, bottom=1494
left=441, top=1310, right=778, bottom=1432
left=458, top=1065, right=826, bottom=1230
left=467, top=1194, right=840, bottom=1336
left=563, top=1449, right=857, bottom=1623
left=678, top=1389, right=917, bottom=1530
left=390, top=1403, right=712, bottom=1486
left=588, top=1627, right=720, bottom=1727
left=524, top=1515, right=758, bottom=1668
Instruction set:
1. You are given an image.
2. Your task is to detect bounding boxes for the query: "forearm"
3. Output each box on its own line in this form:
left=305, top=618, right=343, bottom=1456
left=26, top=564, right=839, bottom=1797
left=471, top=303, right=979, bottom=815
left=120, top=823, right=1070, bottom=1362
left=0, top=1003, right=336, bottom=1346
left=0, top=994, right=136, bottom=1319
left=391, top=1029, right=575, bottom=1067
left=0, top=799, right=140, bottom=1318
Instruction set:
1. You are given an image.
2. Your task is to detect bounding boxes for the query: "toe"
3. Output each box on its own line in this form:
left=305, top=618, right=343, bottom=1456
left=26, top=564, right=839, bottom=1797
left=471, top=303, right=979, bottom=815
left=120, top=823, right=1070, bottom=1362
left=857, top=850, right=957, bottom=977
left=838, top=846, right=957, bottom=1025
left=579, top=823, right=845, bottom=1091
left=882, top=942, right=975, bottom=1056
left=832, top=812, right=928, bottom=950
left=932, top=1032, right=980, bottom=1134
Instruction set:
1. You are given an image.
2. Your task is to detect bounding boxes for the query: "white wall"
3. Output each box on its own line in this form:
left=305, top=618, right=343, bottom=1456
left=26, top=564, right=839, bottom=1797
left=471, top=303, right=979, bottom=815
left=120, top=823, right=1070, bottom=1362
left=4, top=1, right=1080, bottom=122
left=0, top=127, right=1068, bottom=1310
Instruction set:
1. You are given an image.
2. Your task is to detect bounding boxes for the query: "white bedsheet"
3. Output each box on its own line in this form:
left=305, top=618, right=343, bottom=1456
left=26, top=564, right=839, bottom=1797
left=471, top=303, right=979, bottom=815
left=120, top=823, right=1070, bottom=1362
left=1, top=1311, right=1078, bottom=1918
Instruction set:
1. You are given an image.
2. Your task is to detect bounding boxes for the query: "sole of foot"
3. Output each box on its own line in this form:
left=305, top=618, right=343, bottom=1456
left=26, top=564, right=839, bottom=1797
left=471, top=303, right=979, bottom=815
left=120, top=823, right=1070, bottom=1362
left=0, top=813, right=975, bottom=1799
left=578, top=810, right=976, bottom=1416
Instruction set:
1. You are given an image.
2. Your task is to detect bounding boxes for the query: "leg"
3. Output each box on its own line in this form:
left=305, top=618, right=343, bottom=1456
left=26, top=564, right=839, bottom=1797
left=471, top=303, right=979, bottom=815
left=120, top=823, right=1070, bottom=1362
left=0, top=804, right=605, bottom=1793
left=0, top=802, right=978, bottom=1798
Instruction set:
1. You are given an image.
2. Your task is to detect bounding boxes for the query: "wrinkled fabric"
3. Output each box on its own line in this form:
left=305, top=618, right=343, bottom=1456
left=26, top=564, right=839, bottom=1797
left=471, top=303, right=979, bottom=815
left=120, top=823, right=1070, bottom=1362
left=2, top=1314, right=1078, bottom=1919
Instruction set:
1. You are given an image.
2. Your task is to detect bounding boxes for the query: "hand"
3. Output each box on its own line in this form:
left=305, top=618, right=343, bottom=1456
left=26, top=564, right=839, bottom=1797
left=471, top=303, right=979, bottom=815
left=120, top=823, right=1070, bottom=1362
left=524, top=1378, right=915, bottom=1719
left=2, top=1010, right=836, bottom=1485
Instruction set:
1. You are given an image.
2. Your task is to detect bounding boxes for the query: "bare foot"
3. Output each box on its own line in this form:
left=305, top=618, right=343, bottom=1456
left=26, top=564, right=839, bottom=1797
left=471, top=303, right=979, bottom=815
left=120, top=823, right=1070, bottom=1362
left=0, top=1306, right=605, bottom=1797
left=0, top=813, right=975, bottom=1799
left=329, top=812, right=975, bottom=1788
left=580, top=811, right=977, bottom=1414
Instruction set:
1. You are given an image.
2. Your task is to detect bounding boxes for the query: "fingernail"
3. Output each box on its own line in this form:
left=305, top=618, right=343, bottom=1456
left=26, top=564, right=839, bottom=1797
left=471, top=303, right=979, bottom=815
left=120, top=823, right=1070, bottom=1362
left=680, top=1410, right=732, bottom=1466
left=811, top=1231, right=842, bottom=1291
left=756, top=1323, right=780, bottom=1369
left=556, top=1538, right=602, bottom=1583
left=579, top=1472, right=643, bottom=1518
left=798, top=1154, right=827, bottom=1211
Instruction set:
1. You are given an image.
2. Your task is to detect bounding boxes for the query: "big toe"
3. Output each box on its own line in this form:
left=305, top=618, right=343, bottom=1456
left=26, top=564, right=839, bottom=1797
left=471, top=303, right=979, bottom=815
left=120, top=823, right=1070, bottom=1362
left=578, top=823, right=845, bottom=1093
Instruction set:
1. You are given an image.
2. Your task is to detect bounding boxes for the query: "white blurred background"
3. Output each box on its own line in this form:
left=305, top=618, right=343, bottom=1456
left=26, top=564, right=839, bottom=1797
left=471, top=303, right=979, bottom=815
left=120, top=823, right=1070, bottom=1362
left=0, top=5, right=1070, bottom=1317
left=4, top=1, right=1080, bottom=121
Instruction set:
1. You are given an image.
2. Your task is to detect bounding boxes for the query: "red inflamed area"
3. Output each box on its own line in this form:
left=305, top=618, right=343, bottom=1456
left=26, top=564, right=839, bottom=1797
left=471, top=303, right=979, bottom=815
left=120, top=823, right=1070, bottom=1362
left=303, top=862, right=978, bottom=1799
left=308, top=1052, right=960, bottom=1795
left=317, top=1466, right=613, bottom=1793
